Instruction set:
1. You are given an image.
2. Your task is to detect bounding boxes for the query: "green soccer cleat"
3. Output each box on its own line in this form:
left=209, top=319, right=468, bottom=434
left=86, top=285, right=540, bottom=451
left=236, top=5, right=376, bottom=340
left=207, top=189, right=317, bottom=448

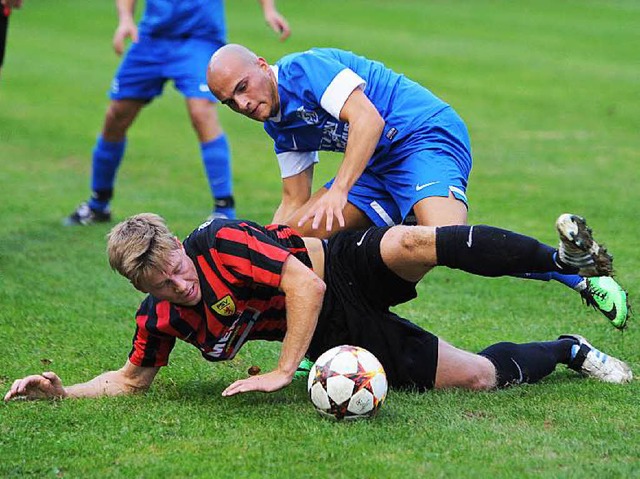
left=294, top=357, right=314, bottom=379
left=581, top=277, right=629, bottom=330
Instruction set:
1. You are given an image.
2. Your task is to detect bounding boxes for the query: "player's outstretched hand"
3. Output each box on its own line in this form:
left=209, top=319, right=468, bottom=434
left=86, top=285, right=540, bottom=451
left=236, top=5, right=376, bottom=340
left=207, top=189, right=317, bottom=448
left=221, top=369, right=293, bottom=397
left=298, top=187, right=347, bottom=233
left=264, top=10, right=291, bottom=41
left=4, top=372, right=67, bottom=402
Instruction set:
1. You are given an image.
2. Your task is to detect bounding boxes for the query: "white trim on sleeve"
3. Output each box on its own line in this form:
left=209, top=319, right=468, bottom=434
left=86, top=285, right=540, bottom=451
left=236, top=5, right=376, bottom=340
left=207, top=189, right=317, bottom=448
left=319, top=69, right=366, bottom=120
left=277, top=151, right=319, bottom=178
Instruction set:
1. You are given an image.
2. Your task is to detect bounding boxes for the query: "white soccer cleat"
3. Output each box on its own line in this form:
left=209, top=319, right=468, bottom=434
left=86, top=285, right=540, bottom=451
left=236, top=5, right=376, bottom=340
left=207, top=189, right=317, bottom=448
left=555, top=214, right=613, bottom=277
left=560, top=334, right=633, bottom=384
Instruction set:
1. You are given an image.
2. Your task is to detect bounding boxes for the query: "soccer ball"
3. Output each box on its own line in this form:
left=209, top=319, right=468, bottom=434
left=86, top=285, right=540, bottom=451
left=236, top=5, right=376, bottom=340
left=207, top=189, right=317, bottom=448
left=307, top=345, right=388, bottom=420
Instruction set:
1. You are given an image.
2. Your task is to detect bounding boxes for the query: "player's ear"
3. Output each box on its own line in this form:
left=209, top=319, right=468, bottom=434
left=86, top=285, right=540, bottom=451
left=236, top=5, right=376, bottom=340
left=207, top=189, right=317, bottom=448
left=131, top=280, right=148, bottom=294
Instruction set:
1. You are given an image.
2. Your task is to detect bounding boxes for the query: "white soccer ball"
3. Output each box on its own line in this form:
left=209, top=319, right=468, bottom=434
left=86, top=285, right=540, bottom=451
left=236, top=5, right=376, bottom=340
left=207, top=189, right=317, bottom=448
left=307, top=345, right=388, bottom=420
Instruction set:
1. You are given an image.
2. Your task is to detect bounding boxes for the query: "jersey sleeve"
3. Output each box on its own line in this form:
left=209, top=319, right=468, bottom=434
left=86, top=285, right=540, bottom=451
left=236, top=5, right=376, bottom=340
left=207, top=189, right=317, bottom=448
left=128, top=296, right=178, bottom=367
left=212, top=222, right=293, bottom=289
left=286, top=50, right=366, bottom=120
left=276, top=151, right=319, bottom=178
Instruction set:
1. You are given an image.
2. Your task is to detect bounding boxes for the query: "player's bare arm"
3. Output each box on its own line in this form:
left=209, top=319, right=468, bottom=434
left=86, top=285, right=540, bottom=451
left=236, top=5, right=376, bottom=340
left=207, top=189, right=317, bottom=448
left=258, top=0, right=290, bottom=41
left=113, top=0, right=138, bottom=56
left=272, top=166, right=314, bottom=224
left=298, top=88, right=384, bottom=232
left=4, top=360, right=159, bottom=401
left=222, top=255, right=325, bottom=396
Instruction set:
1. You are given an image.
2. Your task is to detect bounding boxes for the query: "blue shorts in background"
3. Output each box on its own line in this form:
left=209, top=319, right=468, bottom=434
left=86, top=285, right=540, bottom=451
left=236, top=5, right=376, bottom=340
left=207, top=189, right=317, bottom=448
left=110, top=35, right=224, bottom=102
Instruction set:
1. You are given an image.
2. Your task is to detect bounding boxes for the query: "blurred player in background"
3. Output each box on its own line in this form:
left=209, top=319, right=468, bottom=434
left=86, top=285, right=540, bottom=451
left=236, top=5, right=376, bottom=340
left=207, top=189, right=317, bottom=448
left=207, top=45, right=629, bottom=330
left=0, top=0, right=24, bottom=79
left=64, top=0, right=290, bottom=226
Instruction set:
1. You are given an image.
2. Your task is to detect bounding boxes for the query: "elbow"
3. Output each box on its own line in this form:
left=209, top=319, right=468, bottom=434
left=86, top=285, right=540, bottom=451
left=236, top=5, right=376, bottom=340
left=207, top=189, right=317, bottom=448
left=311, top=276, right=327, bottom=302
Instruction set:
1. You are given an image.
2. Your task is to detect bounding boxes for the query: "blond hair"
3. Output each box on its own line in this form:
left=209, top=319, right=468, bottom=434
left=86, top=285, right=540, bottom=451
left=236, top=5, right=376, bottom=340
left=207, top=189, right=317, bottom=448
left=107, top=213, right=180, bottom=288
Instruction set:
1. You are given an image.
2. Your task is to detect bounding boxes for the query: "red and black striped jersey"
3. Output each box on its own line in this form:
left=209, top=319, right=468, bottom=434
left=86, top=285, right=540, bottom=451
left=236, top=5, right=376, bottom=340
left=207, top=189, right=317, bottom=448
left=129, top=219, right=312, bottom=367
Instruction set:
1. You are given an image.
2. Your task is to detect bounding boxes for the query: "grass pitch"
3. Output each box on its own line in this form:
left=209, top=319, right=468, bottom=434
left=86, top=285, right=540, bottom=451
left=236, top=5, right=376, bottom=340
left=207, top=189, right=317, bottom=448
left=0, top=1, right=638, bottom=477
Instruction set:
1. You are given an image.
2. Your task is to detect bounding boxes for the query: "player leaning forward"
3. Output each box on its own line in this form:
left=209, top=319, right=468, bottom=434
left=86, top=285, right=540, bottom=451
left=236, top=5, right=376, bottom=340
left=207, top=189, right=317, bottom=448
left=4, top=214, right=632, bottom=402
left=206, top=44, right=629, bottom=330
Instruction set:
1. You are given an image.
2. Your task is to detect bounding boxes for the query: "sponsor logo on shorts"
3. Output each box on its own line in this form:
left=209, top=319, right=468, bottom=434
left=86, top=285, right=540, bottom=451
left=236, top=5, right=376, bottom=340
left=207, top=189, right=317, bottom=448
left=415, top=181, right=440, bottom=191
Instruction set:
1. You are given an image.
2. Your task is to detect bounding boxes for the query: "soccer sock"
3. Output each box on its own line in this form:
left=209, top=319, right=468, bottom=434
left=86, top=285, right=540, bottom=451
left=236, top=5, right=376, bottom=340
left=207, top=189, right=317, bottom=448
left=435, top=225, right=580, bottom=277
left=478, top=339, right=576, bottom=388
left=88, top=136, right=126, bottom=212
left=514, top=272, right=585, bottom=289
left=201, top=135, right=235, bottom=217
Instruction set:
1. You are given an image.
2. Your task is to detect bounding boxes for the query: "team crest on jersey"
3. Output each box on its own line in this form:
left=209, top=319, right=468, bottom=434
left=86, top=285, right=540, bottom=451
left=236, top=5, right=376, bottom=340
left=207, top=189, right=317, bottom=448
left=212, top=295, right=236, bottom=316
left=296, top=106, right=319, bottom=125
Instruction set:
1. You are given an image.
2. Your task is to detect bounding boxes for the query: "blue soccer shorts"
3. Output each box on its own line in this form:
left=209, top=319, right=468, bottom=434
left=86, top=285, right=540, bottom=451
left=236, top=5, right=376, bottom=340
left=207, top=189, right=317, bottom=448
left=109, top=36, right=224, bottom=101
left=325, top=106, right=472, bottom=226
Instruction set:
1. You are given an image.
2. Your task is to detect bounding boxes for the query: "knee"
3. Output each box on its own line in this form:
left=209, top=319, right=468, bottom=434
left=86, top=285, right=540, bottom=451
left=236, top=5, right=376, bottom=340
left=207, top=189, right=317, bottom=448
left=189, top=103, right=222, bottom=136
left=461, top=358, right=498, bottom=391
left=397, top=226, right=436, bottom=259
left=104, top=103, right=136, bottom=132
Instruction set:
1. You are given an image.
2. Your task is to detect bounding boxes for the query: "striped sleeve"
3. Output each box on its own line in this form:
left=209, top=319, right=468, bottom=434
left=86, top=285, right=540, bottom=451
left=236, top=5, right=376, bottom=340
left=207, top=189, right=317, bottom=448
left=213, top=223, right=292, bottom=288
left=128, top=297, right=178, bottom=367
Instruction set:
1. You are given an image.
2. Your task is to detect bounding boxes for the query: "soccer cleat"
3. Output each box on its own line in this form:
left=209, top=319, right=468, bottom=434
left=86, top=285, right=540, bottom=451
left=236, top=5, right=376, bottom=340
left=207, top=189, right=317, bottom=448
left=63, top=202, right=111, bottom=226
left=581, top=277, right=629, bottom=330
left=294, top=357, right=314, bottom=379
left=560, top=334, right=633, bottom=384
left=555, top=214, right=613, bottom=277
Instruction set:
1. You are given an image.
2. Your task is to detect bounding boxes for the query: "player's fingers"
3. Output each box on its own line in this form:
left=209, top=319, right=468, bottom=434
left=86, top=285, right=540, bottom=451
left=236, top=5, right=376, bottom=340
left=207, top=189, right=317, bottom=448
left=336, top=209, right=346, bottom=228
left=4, top=379, right=22, bottom=401
left=325, top=209, right=334, bottom=232
left=311, top=209, right=325, bottom=230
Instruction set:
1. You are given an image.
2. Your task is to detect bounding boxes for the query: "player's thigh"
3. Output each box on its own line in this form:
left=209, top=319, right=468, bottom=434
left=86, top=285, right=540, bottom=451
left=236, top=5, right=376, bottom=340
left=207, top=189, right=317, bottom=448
left=110, top=39, right=167, bottom=101
left=324, top=171, right=403, bottom=227
left=292, top=187, right=372, bottom=239
left=435, top=339, right=497, bottom=390
left=414, top=193, right=468, bottom=226
left=171, top=38, right=220, bottom=101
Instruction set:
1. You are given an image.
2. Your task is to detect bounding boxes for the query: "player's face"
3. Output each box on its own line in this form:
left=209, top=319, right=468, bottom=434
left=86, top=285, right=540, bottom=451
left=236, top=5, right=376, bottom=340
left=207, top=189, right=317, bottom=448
left=139, top=247, right=202, bottom=306
left=209, top=57, right=279, bottom=122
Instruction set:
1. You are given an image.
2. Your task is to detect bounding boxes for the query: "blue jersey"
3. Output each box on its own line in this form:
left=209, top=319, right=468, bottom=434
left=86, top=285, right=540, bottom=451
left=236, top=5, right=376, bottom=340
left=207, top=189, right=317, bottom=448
left=138, top=0, right=226, bottom=41
left=264, top=48, right=449, bottom=178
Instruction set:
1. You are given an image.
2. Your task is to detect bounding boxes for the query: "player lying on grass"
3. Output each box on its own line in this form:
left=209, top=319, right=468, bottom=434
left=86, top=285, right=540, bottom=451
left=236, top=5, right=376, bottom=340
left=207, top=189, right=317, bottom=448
left=206, top=44, right=629, bottom=330
left=4, top=213, right=632, bottom=402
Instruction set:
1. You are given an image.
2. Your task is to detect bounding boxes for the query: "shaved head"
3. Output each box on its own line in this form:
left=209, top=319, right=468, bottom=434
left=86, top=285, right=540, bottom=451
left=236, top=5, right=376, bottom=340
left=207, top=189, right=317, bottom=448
left=206, top=44, right=279, bottom=122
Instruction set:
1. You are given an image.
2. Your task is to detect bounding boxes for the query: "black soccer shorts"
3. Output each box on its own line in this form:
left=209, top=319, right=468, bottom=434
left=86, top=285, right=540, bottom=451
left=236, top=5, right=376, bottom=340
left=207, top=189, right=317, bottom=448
left=307, top=226, right=439, bottom=391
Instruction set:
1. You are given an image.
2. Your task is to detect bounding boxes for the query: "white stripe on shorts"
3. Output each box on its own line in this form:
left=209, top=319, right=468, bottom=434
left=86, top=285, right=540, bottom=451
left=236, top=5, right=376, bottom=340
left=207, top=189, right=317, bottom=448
left=370, top=201, right=395, bottom=226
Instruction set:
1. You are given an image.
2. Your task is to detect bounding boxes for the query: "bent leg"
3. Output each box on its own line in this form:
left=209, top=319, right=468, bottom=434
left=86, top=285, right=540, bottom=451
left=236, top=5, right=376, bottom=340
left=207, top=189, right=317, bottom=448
left=436, top=337, right=575, bottom=390
left=435, top=340, right=497, bottom=390
left=188, top=99, right=235, bottom=217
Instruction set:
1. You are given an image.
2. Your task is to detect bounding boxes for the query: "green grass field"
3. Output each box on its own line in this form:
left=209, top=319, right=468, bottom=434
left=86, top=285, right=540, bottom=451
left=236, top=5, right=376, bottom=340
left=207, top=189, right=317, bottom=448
left=1, top=0, right=639, bottom=477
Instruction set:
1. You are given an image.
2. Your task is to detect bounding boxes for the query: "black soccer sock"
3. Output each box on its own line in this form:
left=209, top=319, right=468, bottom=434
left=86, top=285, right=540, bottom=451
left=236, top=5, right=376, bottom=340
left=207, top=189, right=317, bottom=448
left=478, top=339, right=576, bottom=388
left=435, top=225, right=579, bottom=277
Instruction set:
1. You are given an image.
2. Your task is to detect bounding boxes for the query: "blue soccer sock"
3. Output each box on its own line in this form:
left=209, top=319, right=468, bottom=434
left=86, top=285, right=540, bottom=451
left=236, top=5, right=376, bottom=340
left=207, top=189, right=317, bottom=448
left=201, top=135, right=235, bottom=218
left=514, top=272, right=585, bottom=290
left=88, top=136, right=126, bottom=212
